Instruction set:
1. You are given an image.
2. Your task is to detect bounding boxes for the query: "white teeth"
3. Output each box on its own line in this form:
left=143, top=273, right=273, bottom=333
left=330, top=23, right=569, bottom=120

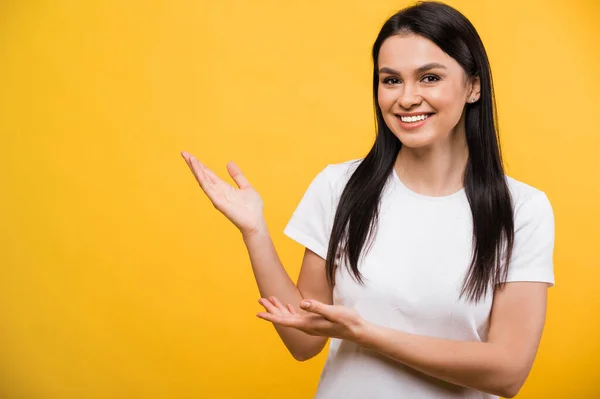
left=400, top=114, right=430, bottom=123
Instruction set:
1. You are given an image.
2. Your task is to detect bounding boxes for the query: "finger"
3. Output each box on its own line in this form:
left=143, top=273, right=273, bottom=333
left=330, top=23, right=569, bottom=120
left=256, top=310, right=305, bottom=328
left=300, top=300, right=334, bottom=320
left=185, top=156, right=233, bottom=208
left=189, top=156, right=217, bottom=185
left=204, top=167, right=223, bottom=187
left=181, top=152, right=208, bottom=185
left=258, top=298, right=283, bottom=316
left=181, top=151, right=194, bottom=171
left=256, top=312, right=279, bottom=323
left=287, top=303, right=311, bottom=316
left=226, top=161, right=251, bottom=189
left=187, top=161, right=220, bottom=203
left=311, top=316, right=336, bottom=331
left=256, top=312, right=296, bottom=327
left=181, top=151, right=200, bottom=172
left=269, top=296, right=291, bottom=314
left=256, top=312, right=330, bottom=337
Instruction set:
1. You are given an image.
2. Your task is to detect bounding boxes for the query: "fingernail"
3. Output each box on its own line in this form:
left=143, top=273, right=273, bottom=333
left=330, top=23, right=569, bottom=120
left=301, top=301, right=310, bottom=308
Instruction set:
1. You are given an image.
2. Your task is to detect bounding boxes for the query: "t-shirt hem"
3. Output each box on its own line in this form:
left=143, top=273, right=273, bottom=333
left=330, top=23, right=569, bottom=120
left=503, top=269, right=555, bottom=287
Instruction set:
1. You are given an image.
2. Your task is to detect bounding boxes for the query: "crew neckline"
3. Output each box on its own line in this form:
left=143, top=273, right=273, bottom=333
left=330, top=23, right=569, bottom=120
left=392, top=168, right=466, bottom=201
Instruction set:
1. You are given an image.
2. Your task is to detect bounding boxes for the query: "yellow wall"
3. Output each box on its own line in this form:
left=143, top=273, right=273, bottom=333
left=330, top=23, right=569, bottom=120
left=1, top=0, right=598, bottom=398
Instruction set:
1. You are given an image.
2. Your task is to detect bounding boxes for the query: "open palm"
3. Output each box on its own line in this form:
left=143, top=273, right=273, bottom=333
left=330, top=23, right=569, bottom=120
left=181, top=151, right=264, bottom=236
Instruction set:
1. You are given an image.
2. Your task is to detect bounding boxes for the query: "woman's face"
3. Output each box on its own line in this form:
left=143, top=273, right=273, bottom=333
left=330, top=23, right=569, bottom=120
left=377, top=34, right=480, bottom=149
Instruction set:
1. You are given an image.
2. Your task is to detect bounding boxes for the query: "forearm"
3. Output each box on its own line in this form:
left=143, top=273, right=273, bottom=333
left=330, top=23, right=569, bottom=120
left=243, top=220, right=326, bottom=360
left=357, top=323, right=522, bottom=398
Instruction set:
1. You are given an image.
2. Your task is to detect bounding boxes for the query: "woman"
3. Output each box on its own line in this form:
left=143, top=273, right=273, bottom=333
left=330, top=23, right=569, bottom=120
left=181, top=1, right=555, bottom=398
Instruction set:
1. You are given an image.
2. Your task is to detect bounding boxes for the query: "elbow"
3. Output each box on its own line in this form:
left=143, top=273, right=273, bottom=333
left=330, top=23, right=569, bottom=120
left=481, top=354, right=528, bottom=398
left=499, top=377, right=526, bottom=399
left=289, top=343, right=325, bottom=362
left=499, top=386, right=521, bottom=399
left=498, top=388, right=518, bottom=399
left=290, top=352, right=315, bottom=362
left=484, top=379, right=521, bottom=398
left=290, top=348, right=320, bottom=362
left=292, top=352, right=314, bottom=362
left=496, top=365, right=530, bottom=398
left=487, top=379, right=521, bottom=398
left=288, top=337, right=327, bottom=362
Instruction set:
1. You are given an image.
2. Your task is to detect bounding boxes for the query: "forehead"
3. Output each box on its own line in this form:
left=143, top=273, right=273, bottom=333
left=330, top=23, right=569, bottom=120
left=378, top=34, right=457, bottom=71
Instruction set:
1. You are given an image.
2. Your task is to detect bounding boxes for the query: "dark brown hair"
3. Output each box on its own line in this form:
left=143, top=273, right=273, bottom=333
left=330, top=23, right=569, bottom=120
left=325, top=1, right=514, bottom=303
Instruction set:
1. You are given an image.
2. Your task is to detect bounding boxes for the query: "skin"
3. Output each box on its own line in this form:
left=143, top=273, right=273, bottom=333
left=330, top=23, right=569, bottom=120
left=378, top=34, right=479, bottom=197
left=181, top=34, right=549, bottom=398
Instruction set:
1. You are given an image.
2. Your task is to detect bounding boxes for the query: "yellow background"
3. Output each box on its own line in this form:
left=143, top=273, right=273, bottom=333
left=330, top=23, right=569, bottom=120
left=1, top=0, right=598, bottom=398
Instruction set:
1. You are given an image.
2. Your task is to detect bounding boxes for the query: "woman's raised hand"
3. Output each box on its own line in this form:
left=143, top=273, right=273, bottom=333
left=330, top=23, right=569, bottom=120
left=181, top=151, right=265, bottom=237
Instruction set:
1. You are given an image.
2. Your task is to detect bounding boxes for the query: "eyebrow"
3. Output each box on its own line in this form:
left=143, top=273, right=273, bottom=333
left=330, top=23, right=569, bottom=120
left=378, top=62, right=447, bottom=75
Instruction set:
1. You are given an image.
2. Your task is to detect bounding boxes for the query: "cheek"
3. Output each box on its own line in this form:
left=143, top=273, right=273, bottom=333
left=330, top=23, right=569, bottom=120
left=377, top=87, right=396, bottom=110
left=427, top=86, right=456, bottom=107
left=427, top=87, right=465, bottom=120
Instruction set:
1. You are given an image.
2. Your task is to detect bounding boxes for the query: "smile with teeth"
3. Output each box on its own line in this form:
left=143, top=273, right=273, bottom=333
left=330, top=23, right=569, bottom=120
left=398, top=113, right=432, bottom=123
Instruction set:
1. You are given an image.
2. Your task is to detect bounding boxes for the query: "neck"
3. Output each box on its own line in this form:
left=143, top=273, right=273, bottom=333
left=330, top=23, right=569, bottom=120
left=394, top=123, right=469, bottom=197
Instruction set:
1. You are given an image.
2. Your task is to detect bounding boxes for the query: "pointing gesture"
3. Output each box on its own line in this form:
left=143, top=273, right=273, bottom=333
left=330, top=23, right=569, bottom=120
left=181, top=151, right=265, bottom=237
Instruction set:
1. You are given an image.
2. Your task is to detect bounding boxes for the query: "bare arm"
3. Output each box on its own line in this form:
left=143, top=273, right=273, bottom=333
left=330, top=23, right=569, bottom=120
left=356, top=282, right=548, bottom=398
left=244, top=225, right=331, bottom=361
left=260, top=280, right=548, bottom=397
left=181, top=152, right=330, bottom=361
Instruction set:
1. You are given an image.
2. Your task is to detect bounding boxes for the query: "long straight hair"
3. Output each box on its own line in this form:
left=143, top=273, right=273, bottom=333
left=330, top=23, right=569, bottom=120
left=325, top=1, right=514, bottom=303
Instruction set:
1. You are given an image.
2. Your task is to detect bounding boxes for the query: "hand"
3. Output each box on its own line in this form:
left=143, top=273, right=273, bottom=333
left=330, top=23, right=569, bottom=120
left=181, top=151, right=265, bottom=237
left=256, top=296, right=367, bottom=342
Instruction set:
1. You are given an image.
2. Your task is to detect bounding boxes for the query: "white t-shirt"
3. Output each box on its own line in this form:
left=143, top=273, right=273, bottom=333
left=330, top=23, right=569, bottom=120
left=283, top=159, right=555, bottom=399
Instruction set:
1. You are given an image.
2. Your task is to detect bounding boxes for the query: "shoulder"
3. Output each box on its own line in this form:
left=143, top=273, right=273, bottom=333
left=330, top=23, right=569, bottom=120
left=292, top=158, right=363, bottom=206
left=505, top=174, right=544, bottom=200
left=505, top=175, right=554, bottom=229
left=318, top=158, right=363, bottom=193
left=322, top=158, right=362, bottom=178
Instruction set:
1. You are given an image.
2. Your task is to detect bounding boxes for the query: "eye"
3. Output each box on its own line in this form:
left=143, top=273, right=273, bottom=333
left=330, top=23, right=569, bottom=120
left=421, top=75, right=440, bottom=83
left=382, top=77, right=400, bottom=85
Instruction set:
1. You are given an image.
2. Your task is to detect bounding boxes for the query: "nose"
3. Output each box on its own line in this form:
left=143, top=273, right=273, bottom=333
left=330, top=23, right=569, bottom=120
left=397, top=82, right=422, bottom=109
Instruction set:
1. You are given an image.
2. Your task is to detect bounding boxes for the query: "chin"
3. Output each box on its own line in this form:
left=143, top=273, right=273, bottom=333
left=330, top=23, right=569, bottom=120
left=399, top=139, right=435, bottom=149
left=392, top=130, right=438, bottom=149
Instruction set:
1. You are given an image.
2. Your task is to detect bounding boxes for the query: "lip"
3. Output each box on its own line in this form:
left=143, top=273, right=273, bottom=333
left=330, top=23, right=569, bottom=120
left=396, top=112, right=435, bottom=117
left=395, top=113, right=434, bottom=130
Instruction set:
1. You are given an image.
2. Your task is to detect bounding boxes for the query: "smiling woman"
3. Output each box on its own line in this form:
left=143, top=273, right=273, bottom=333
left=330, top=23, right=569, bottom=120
left=182, top=1, right=554, bottom=398
left=377, top=42, right=478, bottom=146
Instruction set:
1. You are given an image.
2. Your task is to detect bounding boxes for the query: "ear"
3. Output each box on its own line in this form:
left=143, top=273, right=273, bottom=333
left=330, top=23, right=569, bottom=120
left=468, top=75, right=481, bottom=103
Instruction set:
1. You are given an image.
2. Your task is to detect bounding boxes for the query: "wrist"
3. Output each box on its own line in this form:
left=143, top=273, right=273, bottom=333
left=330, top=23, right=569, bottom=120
left=241, top=218, right=269, bottom=241
left=354, top=319, right=376, bottom=347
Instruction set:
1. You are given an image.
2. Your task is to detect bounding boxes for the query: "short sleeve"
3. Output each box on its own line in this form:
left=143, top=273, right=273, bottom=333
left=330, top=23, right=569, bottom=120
left=505, top=191, right=555, bottom=286
left=283, top=165, right=335, bottom=260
